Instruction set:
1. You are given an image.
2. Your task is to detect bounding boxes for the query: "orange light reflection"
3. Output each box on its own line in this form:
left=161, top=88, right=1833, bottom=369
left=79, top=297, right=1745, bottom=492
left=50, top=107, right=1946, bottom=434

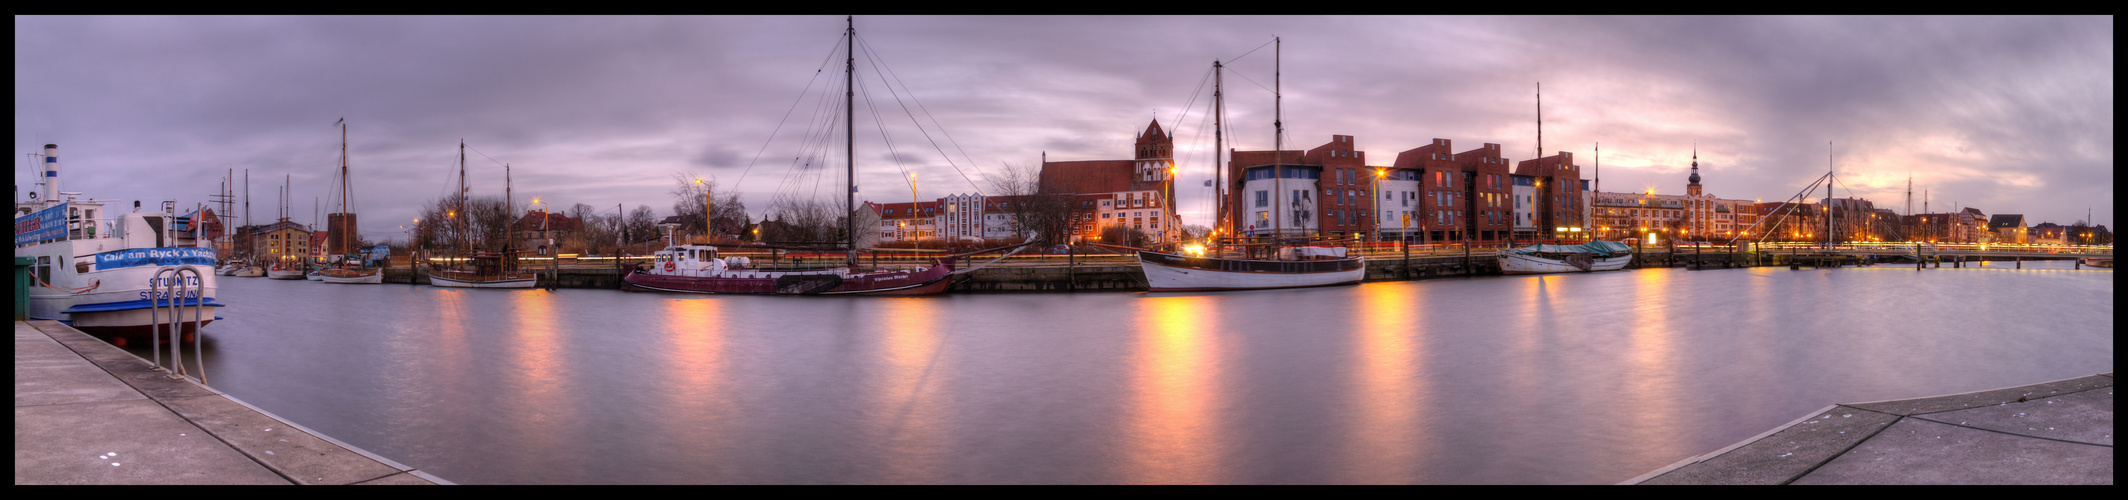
left=1344, top=282, right=1426, bottom=483
left=661, top=297, right=728, bottom=451
left=1624, top=270, right=1685, bottom=458
left=870, top=299, right=949, bottom=484
left=506, top=289, right=570, bottom=468
left=1123, top=295, right=1223, bottom=484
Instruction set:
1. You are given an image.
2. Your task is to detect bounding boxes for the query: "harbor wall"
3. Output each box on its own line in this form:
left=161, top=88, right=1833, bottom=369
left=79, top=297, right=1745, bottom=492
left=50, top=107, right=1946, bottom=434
left=361, top=249, right=2036, bottom=292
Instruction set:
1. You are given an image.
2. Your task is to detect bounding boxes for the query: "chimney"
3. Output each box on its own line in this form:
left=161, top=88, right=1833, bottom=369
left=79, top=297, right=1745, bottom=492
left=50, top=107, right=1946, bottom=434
left=42, top=144, right=58, bottom=203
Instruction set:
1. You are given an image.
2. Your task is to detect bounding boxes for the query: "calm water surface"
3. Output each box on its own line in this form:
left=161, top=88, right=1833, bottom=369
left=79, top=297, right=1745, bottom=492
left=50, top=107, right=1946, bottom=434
left=163, top=260, right=2112, bottom=484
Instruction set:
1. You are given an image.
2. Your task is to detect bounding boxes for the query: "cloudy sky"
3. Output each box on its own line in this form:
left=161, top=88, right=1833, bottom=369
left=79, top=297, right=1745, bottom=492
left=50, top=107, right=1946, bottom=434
left=15, top=15, right=2114, bottom=242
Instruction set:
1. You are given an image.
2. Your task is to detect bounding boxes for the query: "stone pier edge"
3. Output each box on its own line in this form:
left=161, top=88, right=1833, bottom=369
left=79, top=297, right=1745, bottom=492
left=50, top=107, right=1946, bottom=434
left=28, top=320, right=454, bottom=485
left=1619, top=372, right=2115, bottom=485
left=203, top=381, right=456, bottom=485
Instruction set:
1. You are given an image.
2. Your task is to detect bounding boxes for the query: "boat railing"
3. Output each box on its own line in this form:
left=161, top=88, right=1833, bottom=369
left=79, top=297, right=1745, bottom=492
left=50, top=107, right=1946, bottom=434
left=147, top=265, right=207, bottom=387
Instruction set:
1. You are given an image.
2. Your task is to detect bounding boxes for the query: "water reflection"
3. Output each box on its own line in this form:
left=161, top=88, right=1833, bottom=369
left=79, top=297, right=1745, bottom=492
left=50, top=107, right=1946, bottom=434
left=1623, top=270, right=1686, bottom=460
left=503, top=289, right=574, bottom=480
left=1124, top=294, right=1224, bottom=484
left=187, top=260, right=2109, bottom=485
left=870, top=299, right=949, bottom=483
left=1344, top=283, right=1425, bottom=483
left=660, top=297, right=730, bottom=473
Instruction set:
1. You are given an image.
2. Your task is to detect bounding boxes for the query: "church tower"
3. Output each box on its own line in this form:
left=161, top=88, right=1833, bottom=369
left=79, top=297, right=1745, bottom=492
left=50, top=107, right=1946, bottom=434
left=1686, top=147, right=1703, bottom=197
left=1134, top=119, right=1173, bottom=183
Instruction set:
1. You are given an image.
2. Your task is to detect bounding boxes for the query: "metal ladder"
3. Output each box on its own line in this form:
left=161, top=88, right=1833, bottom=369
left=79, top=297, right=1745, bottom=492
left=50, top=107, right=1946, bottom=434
left=147, top=265, right=208, bottom=387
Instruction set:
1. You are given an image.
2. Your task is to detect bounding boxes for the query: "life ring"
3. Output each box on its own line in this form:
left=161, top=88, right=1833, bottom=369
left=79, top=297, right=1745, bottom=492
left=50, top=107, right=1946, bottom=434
left=664, top=262, right=675, bottom=272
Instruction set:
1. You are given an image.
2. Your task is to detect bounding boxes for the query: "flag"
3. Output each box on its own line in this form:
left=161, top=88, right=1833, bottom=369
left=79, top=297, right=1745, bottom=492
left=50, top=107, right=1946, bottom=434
left=1203, top=179, right=1213, bottom=187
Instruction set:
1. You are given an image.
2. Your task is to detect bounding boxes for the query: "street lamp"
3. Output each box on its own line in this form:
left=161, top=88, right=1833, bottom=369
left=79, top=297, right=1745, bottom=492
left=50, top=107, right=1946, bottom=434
left=1373, top=168, right=1386, bottom=244
left=694, top=178, right=712, bottom=244
left=908, top=172, right=919, bottom=249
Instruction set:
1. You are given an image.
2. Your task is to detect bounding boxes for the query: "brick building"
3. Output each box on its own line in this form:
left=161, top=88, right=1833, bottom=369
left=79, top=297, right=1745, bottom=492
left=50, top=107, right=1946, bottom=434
left=514, top=210, right=582, bottom=255
left=1512, top=150, right=1590, bottom=241
left=1594, top=151, right=1759, bottom=244
left=1039, top=119, right=1183, bottom=244
left=1988, top=214, right=2027, bottom=244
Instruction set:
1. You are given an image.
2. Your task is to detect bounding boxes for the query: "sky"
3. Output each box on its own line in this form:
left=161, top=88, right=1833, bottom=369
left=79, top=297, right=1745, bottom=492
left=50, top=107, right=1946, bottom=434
left=15, top=15, right=2115, bottom=243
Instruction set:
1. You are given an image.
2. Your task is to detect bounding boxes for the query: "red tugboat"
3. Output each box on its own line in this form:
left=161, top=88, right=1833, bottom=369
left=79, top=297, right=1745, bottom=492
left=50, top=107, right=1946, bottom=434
left=623, top=245, right=955, bottom=296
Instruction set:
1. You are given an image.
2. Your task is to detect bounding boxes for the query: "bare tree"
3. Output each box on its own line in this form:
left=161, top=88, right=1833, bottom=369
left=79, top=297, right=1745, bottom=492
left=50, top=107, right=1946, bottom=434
left=626, top=205, right=658, bottom=244
left=1181, top=224, right=1211, bottom=241
left=670, top=172, right=749, bottom=240
left=988, top=162, right=1077, bottom=245
left=762, top=199, right=840, bottom=245
left=1099, top=224, right=1151, bottom=248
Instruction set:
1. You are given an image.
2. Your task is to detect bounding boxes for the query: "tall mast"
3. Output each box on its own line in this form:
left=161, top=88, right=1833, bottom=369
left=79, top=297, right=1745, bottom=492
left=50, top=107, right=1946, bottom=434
left=340, top=119, right=351, bottom=263
left=1272, top=37, right=1283, bottom=241
left=1825, top=141, right=1833, bottom=248
left=1536, top=83, right=1543, bottom=161
left=459, top=140, right=468, bottom=254
left=844, top=16, right=857, bottom=267
left=243, top=169, right=250, bottom=259
left=1214, top=59, right=1226, bottom=240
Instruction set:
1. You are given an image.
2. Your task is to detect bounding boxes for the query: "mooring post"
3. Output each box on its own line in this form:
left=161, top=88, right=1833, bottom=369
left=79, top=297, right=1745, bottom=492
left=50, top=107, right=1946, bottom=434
left=2016, top=256, right=2021, bottom=269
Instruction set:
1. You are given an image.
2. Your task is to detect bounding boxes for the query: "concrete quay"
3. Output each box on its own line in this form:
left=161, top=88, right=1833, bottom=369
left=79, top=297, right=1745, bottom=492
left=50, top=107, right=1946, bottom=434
left=1625, top=373, right=2113, bottom=485
left=14, top=320, right=448, bottom=485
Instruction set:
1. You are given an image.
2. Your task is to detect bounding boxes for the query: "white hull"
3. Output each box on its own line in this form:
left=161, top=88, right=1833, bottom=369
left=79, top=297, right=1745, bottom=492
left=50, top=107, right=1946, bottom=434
left=306, top=272, right=326, bottom=281
left=1498, top=252, right=1632, bottom=275
left=1138, top=252, right=1365, bottom=292
left=321, top=271, right=383, bottom=284
left=19, top=240, right=222, bottom=333
left=429, top=273, right=538, bottom=288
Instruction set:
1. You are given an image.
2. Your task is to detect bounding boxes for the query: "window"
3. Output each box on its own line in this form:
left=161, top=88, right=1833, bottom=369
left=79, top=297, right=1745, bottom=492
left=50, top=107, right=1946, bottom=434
left=1255, top=191, right=1268, bottom=208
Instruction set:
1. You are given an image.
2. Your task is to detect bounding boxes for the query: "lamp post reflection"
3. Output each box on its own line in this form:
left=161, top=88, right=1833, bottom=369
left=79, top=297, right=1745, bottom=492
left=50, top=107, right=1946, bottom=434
left=1125, top=295, right=1225, bottom=484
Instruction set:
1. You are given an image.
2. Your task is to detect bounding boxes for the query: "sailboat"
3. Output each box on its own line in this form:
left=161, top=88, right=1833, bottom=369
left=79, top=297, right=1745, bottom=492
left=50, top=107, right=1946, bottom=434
left=622, top=17, right=956, bottom=296
left=320, top=118, right=383, bottom=284
left=428, top=141, right=537, bottom=288
left=1497, top=84, right=1632, bottom=275
left=229, top=169, right=266, bottom=277
left=1137, top=38, right=1366, bottom=292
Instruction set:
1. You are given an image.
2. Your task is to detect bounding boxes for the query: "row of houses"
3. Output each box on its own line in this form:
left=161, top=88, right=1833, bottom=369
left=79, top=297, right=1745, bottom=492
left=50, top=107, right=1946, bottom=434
left=860, top=120, right=1603, bottom=247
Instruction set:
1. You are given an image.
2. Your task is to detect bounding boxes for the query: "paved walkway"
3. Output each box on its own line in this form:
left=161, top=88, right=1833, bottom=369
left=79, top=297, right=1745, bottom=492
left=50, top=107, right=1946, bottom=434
left=1626, top=373, right=2113, bottom=485
left=14, top=320, right=448, bottom=485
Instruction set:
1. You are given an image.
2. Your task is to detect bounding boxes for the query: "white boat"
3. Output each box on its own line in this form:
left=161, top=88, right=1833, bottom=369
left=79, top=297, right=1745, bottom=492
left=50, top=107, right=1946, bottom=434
left=1498, top=240, right=1633, bottom=275
left=15, top=143, right=224, bottom=346
left=305, top=268, right=326, bottom=281
left=1139, top=247, right=1365, bottom=292
left=2082, top=256, right=2112, bottom=268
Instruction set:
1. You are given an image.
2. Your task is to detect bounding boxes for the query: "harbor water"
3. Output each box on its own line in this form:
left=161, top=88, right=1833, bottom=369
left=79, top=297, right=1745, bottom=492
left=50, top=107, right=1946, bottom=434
left=152, top=260, right=2112, bottom=484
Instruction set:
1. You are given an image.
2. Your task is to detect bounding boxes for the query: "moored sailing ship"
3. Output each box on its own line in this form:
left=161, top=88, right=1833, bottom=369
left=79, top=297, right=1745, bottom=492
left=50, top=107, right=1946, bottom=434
left=427, top=140, right=536, bottom=289
left=622, top=17, right=957, bottom=297
left=320, top=118, right=382, bottom=284
left=1136, top=37, right=1365, bottom=292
